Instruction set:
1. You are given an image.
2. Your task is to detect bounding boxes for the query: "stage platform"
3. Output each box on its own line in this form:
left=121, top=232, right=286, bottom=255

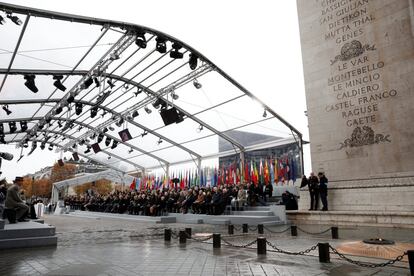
left=0, top=219, right=57, bottom=250
left=287, top=210, right=414, bottom=228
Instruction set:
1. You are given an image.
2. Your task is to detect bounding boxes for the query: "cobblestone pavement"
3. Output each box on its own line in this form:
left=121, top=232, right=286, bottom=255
left=0, top=215, right=411, bottom=275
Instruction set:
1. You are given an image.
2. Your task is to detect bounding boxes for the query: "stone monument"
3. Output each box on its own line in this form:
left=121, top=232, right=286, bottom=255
left=296, top=0, right=414, bottom=212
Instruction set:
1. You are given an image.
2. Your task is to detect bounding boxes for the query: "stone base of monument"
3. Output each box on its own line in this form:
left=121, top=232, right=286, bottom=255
left=0, top=220, right=57, bottom=249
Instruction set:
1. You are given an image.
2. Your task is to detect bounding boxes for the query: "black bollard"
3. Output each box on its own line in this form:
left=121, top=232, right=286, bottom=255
left=185, top=227, right=192, bottom=238
left=179, top=230, right=187, bottom=244
left=228, top=224, right=234, bottom=235
left=318, top=243, right=330, bottom=263
left=164, top=229, right=171, bottom=241
left=213, top=233, right=221, bottom=248
left=258, top=224, right=264, bottom=234
left=291, top=225, right=297, bottom=236
left=408, top=250, right=414, bottom=276
left=257, top=237, right=266, bottom=255
left=242, top=223, right=248, bottom=233
left=331, top=226, right=339, bottom=239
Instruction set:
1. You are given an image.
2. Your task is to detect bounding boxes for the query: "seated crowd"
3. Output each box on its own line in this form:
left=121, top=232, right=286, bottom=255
left=64, top=182, right=275, bottom=216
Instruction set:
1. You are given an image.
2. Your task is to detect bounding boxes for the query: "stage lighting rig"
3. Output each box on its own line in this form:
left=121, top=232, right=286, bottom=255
left=170, top=43, right=183, bottom=59
left=105, top=137, right=112, bottom=147
left=189, top=53, right=198, bottom=70
left=115, top=117, right=124, bottom=127
left=107, top=79, right=115, bottom=89
left=82, top=77, right=93, bottom=89
left=53, top=75, right=66, bottom=91
left=55, top=106, right=63, bottom=115
left=75, top=102, right=83, bottom=115
left=67, top=93, right=75, bottom=104
left=0, top=135, right=5, bottom=144
left=2, top=105, right=11, bottom=115
left=135, top=30, right=147, bottom=48
left=93, top=77, right=100, bottom=87
left=111, top=140, right=118, bottom=149
left=90, top=107, right=98, bottom=118
left=20, top=121, right=28, bottom=132
left=6, top=13, right=22, bottom=25
left=97, top=133, right=104, bottom=143
left=8, top=122, right=17, bottom=133
left=156, top=36, right=167, bottom=53
left=0, top=15, right=5, bottom=25
left=24, top=75, right=38, bottom=93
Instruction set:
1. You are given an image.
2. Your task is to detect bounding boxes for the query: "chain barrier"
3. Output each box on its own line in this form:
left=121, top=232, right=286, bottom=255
left=232, top=225, right=242, bottom=231
left=266, top=240, right=318, bottom=255
left=263, top=226, right=291, bottom=234
left=171, top=230, right=179, bottom=239
left=248, top=226, right=258, bottom=231
left=329, top=245, right=407, bottom=268
left=221, top=237, right=257, bottom=248
left=297, top=226, right=331, bottom=235
left=184, top=232, right=213, bottom=243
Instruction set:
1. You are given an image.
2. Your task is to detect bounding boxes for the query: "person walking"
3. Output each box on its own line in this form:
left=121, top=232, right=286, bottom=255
left=308, top=172, right=319, bottom=211
left=318, top=172, right=328, bottom=211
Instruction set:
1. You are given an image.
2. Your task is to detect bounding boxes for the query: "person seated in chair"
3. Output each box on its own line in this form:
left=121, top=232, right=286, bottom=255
left=5, top=176, right=29, bottom=222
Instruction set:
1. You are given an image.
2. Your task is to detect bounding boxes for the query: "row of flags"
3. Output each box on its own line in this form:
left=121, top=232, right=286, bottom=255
left=129, top=157, right=298, bottom=191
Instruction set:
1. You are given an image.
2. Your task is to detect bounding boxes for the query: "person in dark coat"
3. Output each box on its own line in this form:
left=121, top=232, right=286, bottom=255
left=308, top=172, right=319, bottom=211
left=318, top=172, right=328, bottom=211
left=5, top=177, right=29, bottom=222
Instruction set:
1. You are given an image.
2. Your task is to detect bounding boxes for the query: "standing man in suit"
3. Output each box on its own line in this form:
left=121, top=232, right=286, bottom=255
left=5, top=176, right=29, bottom=222
left=318, top=172, right=329, bottom=211
left=308, top=172, right=319, bottom=211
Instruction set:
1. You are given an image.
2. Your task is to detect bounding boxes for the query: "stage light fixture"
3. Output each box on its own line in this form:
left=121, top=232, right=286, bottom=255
left=53, top=75, right=66, bottom=91
left=102, top=127, right=109, bottom=133
left=90, top=107, right=98, bottom=118
left=20, top=121, right=28, bottom=132
left=189, top=53, right=198, bottom=70
left=132, top=110, right=139, bottom=118
left=90, top=133, right=97, bottom=140
left=170, top=43, right=183, bottom=59
left=24, top=75, right=38, bottom=93
left=105, top=137, right=112, bottom=147
left=109, top=126, right=115, bottom=131
left=197, top=124, right=203, bottom=132
left=97, top=133, right=104, bottom=143
left=0, top=15, right=5, bottom=25
left=141, top=130, right=148, bottom=137
left=109, top=52, right=120, bottom=60
left=157, top=138, right=163, bottom=145
left=133, top=87, right=143, bottom=97
left=0, top=123, right=3, bottom=134
left=48, top=144, right=54, bottom=151
left=55, top=106, right=63, bottom=115
left=115, top=117, right=124, bottom=127
left=67, top=93, right=75, bottom=104
left=107, top=156, right=111, bottom=160
left=193, top=79, right=202, bottom=89
left=128, top=148, right=133, bottom=154
left=107, top=79, right=115, bottom=89
left=111, top=140, right=118, bottom=149
left=93, top=77, right=100, bottom=87
left=84, top=146, right=91, bottom=154
left=78, top=126, right=83, bottom=131
left=82, top=77, right=93, bottom=89
left=144, top=106, right=152, bottom=114
left=0, top=135, right=6, bottom=144
left=40, top=142, right=46, bottom=150
left=2, top=105, right=11, bottom=115
left=101, top=110, right=107, bottom=117
left=135, top=30, right=147, bottom=48
left=75, top=102, right=83, bottom=115
left=152, top=98, right=167, bottom=109
left=8, top=122, right=17, bottom=133
left=57, top=121, right=63, bottom=128
left=38, top=122, right=44, bottom=130
left=171, top=92, right=179, bottom=100
left=7, top=13, right=22, bottom=25
left=262, top=109, right=267, bottom=118
left=156, top=36, right=167, bottom=53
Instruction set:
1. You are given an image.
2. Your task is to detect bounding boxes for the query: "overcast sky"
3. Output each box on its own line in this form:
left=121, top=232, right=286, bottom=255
left=0, top=0, right=311, bottom=181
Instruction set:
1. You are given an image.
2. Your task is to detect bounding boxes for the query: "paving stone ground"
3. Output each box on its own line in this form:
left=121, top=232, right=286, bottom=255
left=0, top=214, right=411, bottom=275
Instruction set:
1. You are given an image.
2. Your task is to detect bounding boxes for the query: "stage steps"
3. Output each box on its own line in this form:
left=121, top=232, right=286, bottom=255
left=0, top=220, right=57, bottom=250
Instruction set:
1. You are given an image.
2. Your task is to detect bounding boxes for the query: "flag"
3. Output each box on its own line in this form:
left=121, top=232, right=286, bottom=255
left=129, top=178, right=136, bottom=190
left=270, top=159, right=274, bottom=185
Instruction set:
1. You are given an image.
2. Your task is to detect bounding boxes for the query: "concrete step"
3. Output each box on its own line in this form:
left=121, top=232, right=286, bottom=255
left=0, top=236, right=57, bottom=250
left=231, top=211, right=274, bottom=216
left=0, top=221, right=56, bottom=239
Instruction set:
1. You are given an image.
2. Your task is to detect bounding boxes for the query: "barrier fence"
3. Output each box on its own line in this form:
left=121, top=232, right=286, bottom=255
left=164, top=226, right=413, bottom=273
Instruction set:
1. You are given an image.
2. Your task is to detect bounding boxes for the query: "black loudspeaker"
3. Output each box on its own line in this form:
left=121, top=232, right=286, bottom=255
left=58, top=159, right=64, bottom=166
left=91, top=143, right=101, bottom=153
left=72, top=152, right=80, bottom=161
left=160, top=107, right=179, bottom=126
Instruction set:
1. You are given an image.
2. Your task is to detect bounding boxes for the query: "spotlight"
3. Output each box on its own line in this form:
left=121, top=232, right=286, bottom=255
left=189, top=53, right=198, bottom=70
left=102, top=127, right=109, bottom=133
left=93, top=77, right=100, bottom=87
left=75, top=102, right=83, bottom=115
left=90, top=133, right=97, bottom=140
left=135, top=30, right=147, bottom=48
left=7, top=13, right=22, bottom=25
left=133, top=87, right=143, bottom=97
left=193, top=79, right=202, bottom=89
left=90, top=107, right=98, bottom=118
left=24, top=75, right=38, bottom=93
left=101, top=110, right=107, bottom=117
left=20, top=121, right=28, bottom=132
left=55, top=106, right=63, bottom=115
left=107, top=156, right=111, bottom=160
left=97, top=133, right=104, bottom=143
left=84, top=146, right=91, bottom=154
left=109, top=126, right=115, bottom=131
left=40, top=142, right=46, bottom=150
left=141, top=130, right=148, bottom=137
left=263, top=109, right=267, bottom=118
left=144, top=106, right=152, bottom=114
left=67, top=93, right=75, bottom=104
left=78, top=126, right=83, bottom=131
left=111, top=140, right=118, bottom=149
left=115, top=117, right=124, bottom=127
left=38, top=122, right=44, bottom=130
left=58, top=121, right=63, bottom=128
left=53, top=75, right=66, bottom=91
left=0, top=135, right=6, bottom=144
left=0, top=15, right=4, bottom=25
left=107, top=79, right=115, bottom=89
left=2, top=105, right=11, bottom=115
left=157, top=138, right=163, bottom=145
left=197, top=124, right=203, bottom=132
left=48, top=144, right=54, bottom=151
left=82, top=77, right=93, bottom=89
left=105, top=137, right=112, bottom=147
left=128, top=148, right=133, bottom=154
left=8, top=122, right=17, bottom=133
left=156, top=36, right=167, bottom=53
left=170, top=43, right=183, bottom=59
left=171, top=92, right=179, bottom=100
left=152, top=98, right=167, bottom=109
left=0, top=123, right=3, bottom=134
left=132, top=110, right=139, bottom=118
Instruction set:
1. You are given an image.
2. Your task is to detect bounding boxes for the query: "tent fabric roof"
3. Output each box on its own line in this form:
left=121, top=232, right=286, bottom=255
left=0, top=2, right=302, bottom=173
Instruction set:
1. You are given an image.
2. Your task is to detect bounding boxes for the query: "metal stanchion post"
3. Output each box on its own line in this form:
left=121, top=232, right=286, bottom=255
left=213, top=233, right=221, bottom=248
left=164, top=229, right=171, bottom=241
left=228, top=224, right=234, bottom=235
left=258, top=224, right=264, bottom=234
left=291, top=225, right=297, bottom=236
left=243, top=223, right=248, bottom=233
left=179, top=230, right=187, bottom=244
left=257, top=237, right=266, bottom=255
left=331, top=226, right=338, bottom=239
left=185, top=227, right=192, bottom=238
left=318, top=243, right=330, bottom=263
left=408, top=250, right=414, bottom=276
